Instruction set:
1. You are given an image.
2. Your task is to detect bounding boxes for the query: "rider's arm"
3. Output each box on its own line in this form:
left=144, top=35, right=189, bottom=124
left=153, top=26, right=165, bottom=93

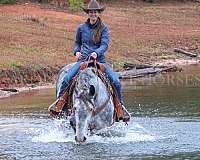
left=73, top=25, right=82, bottom=56
left=94, top=25, right=109, bottom=57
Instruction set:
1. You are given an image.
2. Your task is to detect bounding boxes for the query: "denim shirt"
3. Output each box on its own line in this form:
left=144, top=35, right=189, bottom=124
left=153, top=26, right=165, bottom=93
left=73, top=18, right=109, bottom=63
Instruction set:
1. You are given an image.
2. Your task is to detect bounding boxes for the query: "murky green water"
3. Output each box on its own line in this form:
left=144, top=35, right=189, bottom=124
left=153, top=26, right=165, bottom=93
left=0, top=65, right=200, bottom=160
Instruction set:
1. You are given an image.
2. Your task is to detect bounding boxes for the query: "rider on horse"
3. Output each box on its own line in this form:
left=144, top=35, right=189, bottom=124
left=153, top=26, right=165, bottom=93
left=55, top=0, right=130, bottom=122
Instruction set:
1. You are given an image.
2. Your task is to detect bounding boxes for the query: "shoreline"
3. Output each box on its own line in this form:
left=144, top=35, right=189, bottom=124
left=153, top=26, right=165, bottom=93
left=0, top=83, right=55, bottom=99
left=154, top=58, right=200, bottom=66
left=0, top=58, right=199, bottom=99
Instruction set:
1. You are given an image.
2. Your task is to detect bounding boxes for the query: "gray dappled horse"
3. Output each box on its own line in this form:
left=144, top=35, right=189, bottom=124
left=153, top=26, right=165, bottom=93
left=56, top=63, right=115, bottom=143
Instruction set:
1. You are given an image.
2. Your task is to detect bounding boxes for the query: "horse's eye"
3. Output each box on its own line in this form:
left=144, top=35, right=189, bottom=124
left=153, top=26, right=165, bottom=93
left=84, top=77, right=89, bottom=82
left=89, top=85, right=95, bottom=97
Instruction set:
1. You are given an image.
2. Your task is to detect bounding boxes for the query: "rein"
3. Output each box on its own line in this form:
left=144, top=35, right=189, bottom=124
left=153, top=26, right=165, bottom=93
left=91, top=94, right=110, bottom=117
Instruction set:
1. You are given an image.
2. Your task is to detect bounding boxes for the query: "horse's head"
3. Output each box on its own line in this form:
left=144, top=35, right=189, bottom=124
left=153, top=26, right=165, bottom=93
left=73, top=67, right=98, bottom=143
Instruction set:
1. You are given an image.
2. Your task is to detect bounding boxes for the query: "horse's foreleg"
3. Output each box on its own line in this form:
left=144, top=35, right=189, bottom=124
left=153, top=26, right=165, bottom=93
left=69, top=116, right=76, bottom=133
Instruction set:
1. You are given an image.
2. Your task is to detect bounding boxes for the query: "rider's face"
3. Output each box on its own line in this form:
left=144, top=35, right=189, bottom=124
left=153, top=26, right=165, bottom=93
left=88, top=10, right=99, bottom=24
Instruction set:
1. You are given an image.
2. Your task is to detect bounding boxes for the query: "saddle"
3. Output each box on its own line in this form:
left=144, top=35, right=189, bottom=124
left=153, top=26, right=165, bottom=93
left=50, top=61, right=126, bottom=122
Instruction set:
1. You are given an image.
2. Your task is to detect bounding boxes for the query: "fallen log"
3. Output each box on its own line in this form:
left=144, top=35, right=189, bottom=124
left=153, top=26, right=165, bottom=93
left=118, top=66, right=179, bottom=79
left=174, top=48, right=197, bottom=57
left=123, top=63, right=152, bottom=70
left=0, top=88, right=18, bottom=92
left=123, top=63, right=175, bottom=70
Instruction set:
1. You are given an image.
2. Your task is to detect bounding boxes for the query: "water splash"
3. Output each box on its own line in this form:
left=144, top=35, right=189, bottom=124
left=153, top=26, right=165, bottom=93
left=32, top=119, right=74, bottom=143
left=87, top=121, right=157, bottom=144
left=31, top=118, right=162, bottom=144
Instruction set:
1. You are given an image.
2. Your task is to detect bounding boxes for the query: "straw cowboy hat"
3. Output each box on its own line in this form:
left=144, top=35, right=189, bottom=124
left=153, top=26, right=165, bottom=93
left=82, top=0, right=105, bottom=13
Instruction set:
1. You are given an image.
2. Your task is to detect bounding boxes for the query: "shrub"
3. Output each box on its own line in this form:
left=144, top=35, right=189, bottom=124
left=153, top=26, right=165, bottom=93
left=68, top=0, right=84, bottom=11
left=8, top=60, right=21, bottom=69
left=0, top=0, right=15, bottom=4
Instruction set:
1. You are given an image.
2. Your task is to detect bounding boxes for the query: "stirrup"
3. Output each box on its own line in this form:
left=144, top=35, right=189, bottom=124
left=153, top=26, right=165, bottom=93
left=49, top=109, right=60, bottom=116
left=48, top=99, right=59, bottom=116
left=121, top=105, right=131, bottom=122
left=123, top=116, right=130, bottom=122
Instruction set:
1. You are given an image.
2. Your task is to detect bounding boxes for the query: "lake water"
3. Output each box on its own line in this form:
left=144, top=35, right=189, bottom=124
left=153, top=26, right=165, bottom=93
left=0, top=64, right=200, bottom=160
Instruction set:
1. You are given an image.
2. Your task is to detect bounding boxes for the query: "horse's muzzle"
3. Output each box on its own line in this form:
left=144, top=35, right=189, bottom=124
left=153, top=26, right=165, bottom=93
left=75, top=136, right=87, bottom=143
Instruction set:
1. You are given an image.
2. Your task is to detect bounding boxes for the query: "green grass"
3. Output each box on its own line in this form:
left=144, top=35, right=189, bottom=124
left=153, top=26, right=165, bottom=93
left=8, top=60, right=21, bottom=69
left=14, top=45, right=42, bottom=54
left=31, top=64, right=44, bottom=70
left=68, top=0, right=83, bottom=11
left=0, top=0, right=15, bottom=4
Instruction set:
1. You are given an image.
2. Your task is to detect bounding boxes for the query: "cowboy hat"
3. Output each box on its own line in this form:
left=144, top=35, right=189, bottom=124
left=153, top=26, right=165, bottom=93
left=82, top=0, right=105, bottom=13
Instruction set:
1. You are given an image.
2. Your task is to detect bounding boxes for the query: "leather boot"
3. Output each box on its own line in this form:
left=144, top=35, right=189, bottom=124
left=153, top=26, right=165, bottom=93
left=115, top=102, right=124, bottom=120
left=55, top=97, right=66, bottom=113
left=55, top=90, right=69, bottom=113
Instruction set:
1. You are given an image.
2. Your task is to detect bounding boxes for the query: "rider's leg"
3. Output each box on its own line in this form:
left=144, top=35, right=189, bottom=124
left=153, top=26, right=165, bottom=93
left=104, top=63, right=124, bottom=104
left=57, top=61, right=82, bottom=98
left=104, top=63, right=130, bottom=121
left=55, top=61, right=82, bottom=112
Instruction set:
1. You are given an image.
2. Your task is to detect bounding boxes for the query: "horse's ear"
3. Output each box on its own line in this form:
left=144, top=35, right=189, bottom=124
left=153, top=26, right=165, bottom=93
left=89, top=85, right=95, bottom=97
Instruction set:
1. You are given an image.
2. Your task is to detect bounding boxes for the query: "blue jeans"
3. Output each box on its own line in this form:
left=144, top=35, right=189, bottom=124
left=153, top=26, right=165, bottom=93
left=104, top=63, right=124, bottom=105
left=57, top=62, right=124, bottom=105
left=57, top=61, right=82, bottom=98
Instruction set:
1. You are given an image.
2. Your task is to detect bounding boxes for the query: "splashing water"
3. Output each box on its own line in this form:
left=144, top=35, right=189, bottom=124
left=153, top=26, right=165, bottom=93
left=32, top=119, right=74, bottom=143
left=1, top=66, right=200, bottom=159
left=31, top=118, right=164, bottom=144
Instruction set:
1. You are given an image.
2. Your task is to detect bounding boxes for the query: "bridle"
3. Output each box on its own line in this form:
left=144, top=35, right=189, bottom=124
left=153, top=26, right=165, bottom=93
left=75, top=56, right=111, bottom=117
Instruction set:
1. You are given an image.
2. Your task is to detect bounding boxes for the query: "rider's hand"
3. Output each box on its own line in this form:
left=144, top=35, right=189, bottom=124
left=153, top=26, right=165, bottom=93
left=75, top=52, right=82, bottom=60
left=91, top=52, right=97, bottom=59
